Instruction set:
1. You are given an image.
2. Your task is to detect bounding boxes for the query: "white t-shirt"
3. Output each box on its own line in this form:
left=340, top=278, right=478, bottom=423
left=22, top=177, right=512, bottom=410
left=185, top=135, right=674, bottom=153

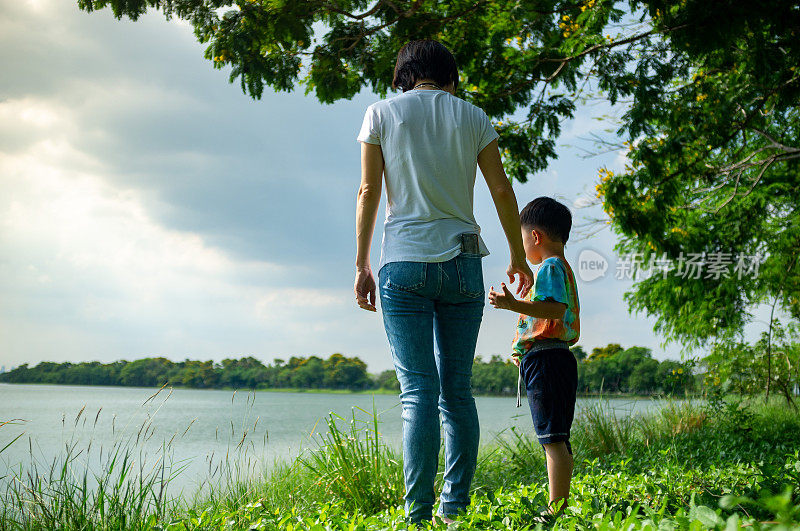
left=356, top=88, right=500, bottom=274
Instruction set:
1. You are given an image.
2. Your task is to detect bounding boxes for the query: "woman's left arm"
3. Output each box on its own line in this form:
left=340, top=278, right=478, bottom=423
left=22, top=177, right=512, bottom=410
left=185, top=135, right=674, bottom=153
left=355, top=141, right=384, bottom=312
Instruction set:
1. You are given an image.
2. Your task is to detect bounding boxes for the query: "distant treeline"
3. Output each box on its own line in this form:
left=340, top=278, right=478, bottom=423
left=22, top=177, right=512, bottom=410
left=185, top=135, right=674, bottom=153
left=472, top=344, right=695, bottom=395
left=0, top=344, right=695, bottom=395
left=0, top=355, right=380, bottom=392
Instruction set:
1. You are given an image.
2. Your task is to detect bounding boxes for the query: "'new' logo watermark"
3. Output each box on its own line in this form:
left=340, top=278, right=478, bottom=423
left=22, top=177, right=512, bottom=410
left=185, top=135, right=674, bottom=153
left=578, top=249, right=608, bottom=282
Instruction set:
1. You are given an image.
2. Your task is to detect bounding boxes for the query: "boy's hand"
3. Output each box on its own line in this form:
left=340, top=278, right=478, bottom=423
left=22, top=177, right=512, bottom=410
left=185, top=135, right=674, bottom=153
left=488, top=282, right=517, bottom=311
left=510, top=356, right=520, bottom=368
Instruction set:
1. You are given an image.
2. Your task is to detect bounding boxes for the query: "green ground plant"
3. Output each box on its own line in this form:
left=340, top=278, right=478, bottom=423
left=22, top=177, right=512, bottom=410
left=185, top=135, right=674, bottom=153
left=2, top=394, right=799, bottom=529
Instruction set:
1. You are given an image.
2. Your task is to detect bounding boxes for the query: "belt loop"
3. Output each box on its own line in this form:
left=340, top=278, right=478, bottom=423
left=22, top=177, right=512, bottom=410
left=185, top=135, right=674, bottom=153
left=516, top=360, right=523, bottom=408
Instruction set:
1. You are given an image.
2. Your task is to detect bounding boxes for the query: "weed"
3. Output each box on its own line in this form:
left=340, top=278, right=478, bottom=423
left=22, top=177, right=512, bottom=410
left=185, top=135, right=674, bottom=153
left=2, top=396, right=799, bottom=529
left=296, top=402, right=404, bottom=514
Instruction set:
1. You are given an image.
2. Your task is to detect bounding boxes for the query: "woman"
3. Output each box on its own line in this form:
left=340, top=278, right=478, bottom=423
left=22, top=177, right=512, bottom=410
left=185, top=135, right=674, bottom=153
left=354, top=39, right=534, bottom=524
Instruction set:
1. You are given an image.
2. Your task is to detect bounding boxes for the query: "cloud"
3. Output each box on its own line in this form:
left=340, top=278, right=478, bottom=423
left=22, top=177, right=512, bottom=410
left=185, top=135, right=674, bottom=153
left=0, top=113, right=276, bottom=305
left=0, top=96, right=373, bottom=363
left=0, top=0, right=394, bottom=368
left=0, top=0, right=365, bottom=270
left=572, top=196, right=595, bottom=209
left=0, top=0, right=701, bottom=371
left=612, top=148, right=630, bottom=173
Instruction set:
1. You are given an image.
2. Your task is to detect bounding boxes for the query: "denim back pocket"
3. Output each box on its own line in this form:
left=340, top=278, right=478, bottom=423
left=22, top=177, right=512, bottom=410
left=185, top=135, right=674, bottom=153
left=383, top=261, right=426, bottom=292
left=455, top=253, right=484, bottom=298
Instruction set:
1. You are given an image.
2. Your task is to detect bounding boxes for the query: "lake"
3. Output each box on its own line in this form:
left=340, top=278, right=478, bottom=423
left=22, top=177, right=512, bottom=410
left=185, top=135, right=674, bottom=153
left=1, top=383, right=670, bottom=498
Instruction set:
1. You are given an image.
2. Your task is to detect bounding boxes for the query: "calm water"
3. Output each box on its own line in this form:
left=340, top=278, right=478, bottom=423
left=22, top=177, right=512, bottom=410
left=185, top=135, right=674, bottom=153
left=1, top=383, right=668, bottom=497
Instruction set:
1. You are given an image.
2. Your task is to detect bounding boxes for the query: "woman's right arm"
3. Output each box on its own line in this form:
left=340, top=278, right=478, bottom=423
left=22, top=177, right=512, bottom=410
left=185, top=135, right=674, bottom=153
left=478, top=139, right=533, bottom=298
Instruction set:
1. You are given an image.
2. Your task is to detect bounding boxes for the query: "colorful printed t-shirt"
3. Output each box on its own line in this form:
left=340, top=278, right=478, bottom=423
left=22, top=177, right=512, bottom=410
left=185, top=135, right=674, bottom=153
left=511, top=256, right=580, bottom=359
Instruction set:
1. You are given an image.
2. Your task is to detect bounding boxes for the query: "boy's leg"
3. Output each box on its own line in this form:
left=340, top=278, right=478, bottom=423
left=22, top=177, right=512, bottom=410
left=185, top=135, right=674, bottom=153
left=542, top=441, right=573, bottom=512
left=521, top=348, right=578, bottom=513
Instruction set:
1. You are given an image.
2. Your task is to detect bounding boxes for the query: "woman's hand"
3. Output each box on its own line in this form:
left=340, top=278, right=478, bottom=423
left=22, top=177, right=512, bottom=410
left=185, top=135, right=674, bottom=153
left=354, top=266, right=377, bottom=312
left=488, top=282, right=517, bottom=311
left=506, top=260, right=534, bottom=298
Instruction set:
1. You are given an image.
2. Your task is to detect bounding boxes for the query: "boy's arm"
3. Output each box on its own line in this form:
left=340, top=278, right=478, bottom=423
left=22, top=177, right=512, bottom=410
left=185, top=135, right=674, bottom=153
left=489, top=283, right=567, bottom=319
left=510, top=298, right=567, bottom=320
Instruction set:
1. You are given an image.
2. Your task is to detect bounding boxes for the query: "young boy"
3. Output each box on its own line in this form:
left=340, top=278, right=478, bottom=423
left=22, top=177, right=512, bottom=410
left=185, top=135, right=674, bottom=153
left=488, top=196, right=581, bottom=515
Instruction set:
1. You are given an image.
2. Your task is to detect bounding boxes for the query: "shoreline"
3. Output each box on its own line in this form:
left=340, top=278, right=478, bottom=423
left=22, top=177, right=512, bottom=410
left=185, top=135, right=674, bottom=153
left=2, top=397, right=796, bottom=529
left=0, top=381, right=698, bottom=400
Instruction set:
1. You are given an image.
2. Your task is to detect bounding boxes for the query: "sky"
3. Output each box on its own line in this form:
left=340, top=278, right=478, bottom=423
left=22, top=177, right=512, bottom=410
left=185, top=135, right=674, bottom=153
left=1, top=0, right=766, bottom=372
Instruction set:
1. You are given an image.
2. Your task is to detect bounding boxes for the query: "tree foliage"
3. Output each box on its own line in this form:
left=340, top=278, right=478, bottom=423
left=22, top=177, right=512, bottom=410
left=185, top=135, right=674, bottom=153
left=593, top=1, right=800, bottom=347
left=702, top=320, right=800, bottom=407
left=0, top=353, right=374, bottom=391
left=0, top=345, right=697, bottom=395
left=75, top=0, right=646, bottom=182
left=578, top=344, right=695, bottom=394
left=75, top=0, right=800, bottom=348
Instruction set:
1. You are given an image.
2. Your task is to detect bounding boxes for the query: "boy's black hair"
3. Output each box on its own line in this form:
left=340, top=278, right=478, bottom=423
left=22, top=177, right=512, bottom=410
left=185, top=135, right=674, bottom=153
left=520, top=197, right=572, bottom=244
left=392, top=39, right=459, bottom=93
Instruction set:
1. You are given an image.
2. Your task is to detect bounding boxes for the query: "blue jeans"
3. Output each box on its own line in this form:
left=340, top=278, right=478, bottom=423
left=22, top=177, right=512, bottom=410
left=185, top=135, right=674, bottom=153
left=378, top=252, right=485, bottom=522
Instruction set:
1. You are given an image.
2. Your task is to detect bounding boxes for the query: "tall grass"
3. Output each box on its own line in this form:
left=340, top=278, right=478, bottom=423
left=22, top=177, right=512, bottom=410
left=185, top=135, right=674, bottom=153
left=297, top=403, right=403, bottom=513
left=471, top=425, right=546, bottom=493
left=179, top=398, right=405, bottom=527
left=0, top=387, right=187, bottom=529
left=1, top=391, right=741, bottom=529
left=572, top=401, right=638, bottom=456
left=569, top=398, right=709, bottom=458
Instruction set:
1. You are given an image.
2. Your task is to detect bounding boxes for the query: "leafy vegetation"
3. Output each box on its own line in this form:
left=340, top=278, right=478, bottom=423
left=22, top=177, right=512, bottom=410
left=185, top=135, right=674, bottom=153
left=2, top=395, right=798, bottom=529
left=703, top=320, right=800, bottom=408
left=596, top=1, right=800, bottom=351
left=74, top=0, right=800, bottom=356
left=0, top=354, right=377, bottom=392
left=0, top=343, right=698, bottom=396
left=14, top=1, right=796, bottom=527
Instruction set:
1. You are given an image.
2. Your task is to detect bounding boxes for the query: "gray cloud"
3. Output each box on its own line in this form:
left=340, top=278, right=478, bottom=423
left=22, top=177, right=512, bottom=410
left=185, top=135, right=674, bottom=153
left=0, top=0, right=693, bottom=372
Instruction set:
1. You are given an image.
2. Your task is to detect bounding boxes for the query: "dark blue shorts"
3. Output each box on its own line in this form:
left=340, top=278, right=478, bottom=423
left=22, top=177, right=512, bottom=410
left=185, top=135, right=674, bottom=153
left=520, top=347, right=578, bottom=454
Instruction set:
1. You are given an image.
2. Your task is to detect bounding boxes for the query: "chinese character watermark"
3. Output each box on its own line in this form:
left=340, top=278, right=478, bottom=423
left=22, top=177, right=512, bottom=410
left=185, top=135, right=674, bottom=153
left=576, top=249, right=765, bottom=282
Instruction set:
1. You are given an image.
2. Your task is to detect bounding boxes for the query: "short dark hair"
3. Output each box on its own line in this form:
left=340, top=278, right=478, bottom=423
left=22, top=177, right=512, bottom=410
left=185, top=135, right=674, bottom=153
left=520, top=197, right=572, bottom=244
left=392, top=39, right=459, bottom=93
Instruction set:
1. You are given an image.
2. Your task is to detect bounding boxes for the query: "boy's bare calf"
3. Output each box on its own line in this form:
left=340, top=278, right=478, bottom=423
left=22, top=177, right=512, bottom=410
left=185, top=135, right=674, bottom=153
left=542, top=441, right=574, bottom=513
